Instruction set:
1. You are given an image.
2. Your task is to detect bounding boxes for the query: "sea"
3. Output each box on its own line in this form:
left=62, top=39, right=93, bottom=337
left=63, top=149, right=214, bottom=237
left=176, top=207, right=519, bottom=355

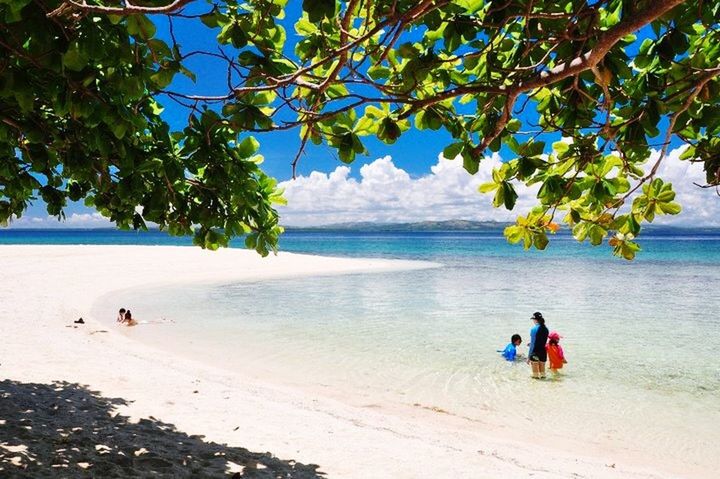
left=3, top=228, right=719, bottom=470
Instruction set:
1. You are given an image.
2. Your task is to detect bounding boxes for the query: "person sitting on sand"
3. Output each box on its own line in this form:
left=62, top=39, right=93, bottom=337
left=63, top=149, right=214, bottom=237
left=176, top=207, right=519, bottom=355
left=527, top=312, right=549, bottom=379
left=499, top=334, right=522, bottom=361
left=122, top=310, right=138, bottom=327
left=117, top=308, right=126, bottom=323
left=546, top=331, right=567, bottom=374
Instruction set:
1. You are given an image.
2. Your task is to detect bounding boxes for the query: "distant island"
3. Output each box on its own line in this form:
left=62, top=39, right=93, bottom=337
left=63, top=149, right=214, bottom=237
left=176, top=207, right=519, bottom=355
left=2, top=219, right=719, bottom=236
left=284, top=220, right=720, bottom=235
left=285, top=220, right=511, bottom=232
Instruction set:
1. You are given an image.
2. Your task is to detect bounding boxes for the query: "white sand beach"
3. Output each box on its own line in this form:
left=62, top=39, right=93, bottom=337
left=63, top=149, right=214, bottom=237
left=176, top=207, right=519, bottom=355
left=0, top=245, right=708, bottom=478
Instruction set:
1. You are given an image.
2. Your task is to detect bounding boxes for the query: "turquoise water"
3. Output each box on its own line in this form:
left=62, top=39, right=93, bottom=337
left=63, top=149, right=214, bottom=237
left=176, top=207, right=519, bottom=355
left=3, top=227, right=720, bottom=264
left=6, top=228, right=720, bottom=470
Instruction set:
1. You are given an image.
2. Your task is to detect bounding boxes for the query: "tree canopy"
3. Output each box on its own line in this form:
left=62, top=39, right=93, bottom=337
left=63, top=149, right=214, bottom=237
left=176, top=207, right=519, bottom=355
left=1, top=0, right=718, bottom=258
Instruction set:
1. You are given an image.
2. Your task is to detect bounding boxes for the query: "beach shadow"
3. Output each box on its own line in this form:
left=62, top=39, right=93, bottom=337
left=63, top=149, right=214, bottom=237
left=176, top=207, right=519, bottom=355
left=0, top=379, right=325, bottom=478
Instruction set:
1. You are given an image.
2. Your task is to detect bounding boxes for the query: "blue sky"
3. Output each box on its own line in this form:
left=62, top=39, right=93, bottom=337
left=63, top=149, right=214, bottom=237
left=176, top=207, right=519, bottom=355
left=151, top=1, right=460, bottom=179
left=23, top=3, right=458, bottom=220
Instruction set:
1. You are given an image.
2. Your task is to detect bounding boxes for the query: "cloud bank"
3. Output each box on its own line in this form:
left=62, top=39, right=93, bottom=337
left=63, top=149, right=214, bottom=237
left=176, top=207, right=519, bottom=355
left=9, top=212, right=112, bottom=229
left=279, top=147, right=720, bottom=227
left=278, top=153, right=537, bottom=225
left=6, top=147, right=718, bottom=228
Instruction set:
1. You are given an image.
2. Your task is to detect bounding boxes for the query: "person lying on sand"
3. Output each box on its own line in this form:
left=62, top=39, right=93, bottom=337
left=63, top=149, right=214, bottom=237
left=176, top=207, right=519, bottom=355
left=121, top=310, right=138, bottom=327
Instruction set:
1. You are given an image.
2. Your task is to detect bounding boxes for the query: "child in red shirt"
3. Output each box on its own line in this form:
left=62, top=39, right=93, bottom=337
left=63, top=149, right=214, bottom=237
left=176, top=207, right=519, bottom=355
left=546, top=331, right=567, bottom=374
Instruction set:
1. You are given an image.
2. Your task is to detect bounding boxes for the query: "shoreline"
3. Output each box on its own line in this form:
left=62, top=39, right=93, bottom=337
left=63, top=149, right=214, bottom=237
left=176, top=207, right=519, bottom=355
left=0, top=245, right=709, bottom=478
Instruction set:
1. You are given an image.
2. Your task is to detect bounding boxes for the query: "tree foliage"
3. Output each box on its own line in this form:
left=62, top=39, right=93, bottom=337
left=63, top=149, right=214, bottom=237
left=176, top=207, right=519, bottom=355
left=1, top=0, right=719, bottom=258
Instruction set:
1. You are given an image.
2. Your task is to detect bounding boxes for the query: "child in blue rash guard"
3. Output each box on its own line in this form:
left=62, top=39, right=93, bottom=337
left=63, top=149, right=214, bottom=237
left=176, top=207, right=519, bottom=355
left=499, top=334, right=522, bottom=361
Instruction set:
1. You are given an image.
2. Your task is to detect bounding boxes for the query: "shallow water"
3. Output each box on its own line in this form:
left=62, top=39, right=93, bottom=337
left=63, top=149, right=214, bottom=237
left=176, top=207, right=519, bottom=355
left=81, top=230, right=720, bottom=470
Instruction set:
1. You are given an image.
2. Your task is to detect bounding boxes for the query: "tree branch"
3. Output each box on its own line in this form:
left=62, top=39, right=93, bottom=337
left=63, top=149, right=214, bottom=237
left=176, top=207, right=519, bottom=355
left=468, top=0, right=687, bottom=156
left=518, top=0, right=686, bottom=92
left=49, top=0, right=194, bottom=17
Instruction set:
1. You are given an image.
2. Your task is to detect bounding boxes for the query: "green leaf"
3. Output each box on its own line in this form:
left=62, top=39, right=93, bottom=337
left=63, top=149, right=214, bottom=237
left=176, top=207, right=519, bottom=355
left=520, top=141, right=545, bottom=157
left=493, top=182, right=517, bottom=209
left=626, top=214, right=641, bottom=236
left=442, top=142, right=464, bottom=159
left=533, top=232, right=549, bottom=250
left=338, top=147, right=355, bottom=163
left=552, top=140, right=570, bottom=156
left=377, top=118, right=401, bottom=144
left=457, top=0, right=484, bottom=14
left=588, top=225, right=607, bottom=246
left=150, top=69, right=175, bottom=89
left=610, top=235, right=641, bottom=260
left=660, top=202, right=681, bottom=215
left=679, top=146, right=695, bottom=161
left=504, top=225, right=524, bottom=243
left=237, top=136, right=260, bottom=158
left=572, top=223, right=589, bottom=242
left=351, top=133, right=366, bottom=153
left=127, top=15, right=156, bottom=40
left=200, top=12, right=221, bottom=28
left=302, top=0, right=336, bottom=23
left=111, top=122, right=128, bottom=140
left=364, top=105, right=385, bottom=119
left=424, top=109, right=443, bottom=130
left=479, top=182, right=498, bottom=193
left=62, top=42, right=87, bottom=71
left=463, top=155, right=479, bottom=174
left=354, top=116, right=376, bottom=135
left=502, top=182, right=518, bottom=210
left=295, top=17, right=317, bottom=35
left=150, top=100, right=164, bottom=115
left=506, top=118, right=521, bottom=133
left=218, top=23, right=247, bottom=48
left=368, top=66, right=391, bottom=81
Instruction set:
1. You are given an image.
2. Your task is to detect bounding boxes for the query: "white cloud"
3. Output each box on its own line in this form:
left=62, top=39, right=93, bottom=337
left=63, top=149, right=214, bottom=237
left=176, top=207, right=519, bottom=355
left=5, top=147, right=718, bottom=229
left=9, top=212, right=112, bottom=229
left=278, top=148, right=720, bottom=227
left=65, top=213, right=114, bottom=227
left=278, top=153, right=538, bottom=226
left=651, top=148, right=720, bottom=226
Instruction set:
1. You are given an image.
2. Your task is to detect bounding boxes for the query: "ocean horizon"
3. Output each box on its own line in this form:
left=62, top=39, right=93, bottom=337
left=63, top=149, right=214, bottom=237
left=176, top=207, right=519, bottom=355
left=3, top=226, right=720, bottom=261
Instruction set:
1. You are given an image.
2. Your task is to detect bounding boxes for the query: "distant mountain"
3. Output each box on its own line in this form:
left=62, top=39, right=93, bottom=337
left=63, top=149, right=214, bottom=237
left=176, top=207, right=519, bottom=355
left=285, top=220, right=512, bottom=232
left=641, top=224, right=720, bottom=234
left=284, top=220, right=720, bottom=235
left=4, top=219, right=718, bottom=235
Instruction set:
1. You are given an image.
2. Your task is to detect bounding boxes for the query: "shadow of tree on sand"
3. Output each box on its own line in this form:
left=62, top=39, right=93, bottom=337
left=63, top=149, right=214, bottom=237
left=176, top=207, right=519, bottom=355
left=0, top=379, right=326, bottom=478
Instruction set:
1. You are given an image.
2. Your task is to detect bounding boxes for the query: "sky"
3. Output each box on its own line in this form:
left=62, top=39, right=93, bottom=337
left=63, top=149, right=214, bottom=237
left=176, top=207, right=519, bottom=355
left=10, top=4, right=720, bottom=228
left=14, top=145, right=720, bottom=228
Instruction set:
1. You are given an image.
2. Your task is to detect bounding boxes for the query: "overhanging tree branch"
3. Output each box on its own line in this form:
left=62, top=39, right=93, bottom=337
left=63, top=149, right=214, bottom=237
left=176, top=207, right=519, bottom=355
left=2, top=0, right=716, bottom=258
left=49, top=0, right=194, bottom=16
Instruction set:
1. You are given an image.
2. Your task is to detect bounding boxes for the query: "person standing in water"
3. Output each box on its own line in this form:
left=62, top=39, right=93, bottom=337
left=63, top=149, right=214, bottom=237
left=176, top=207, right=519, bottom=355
left=546, top=331, right=567, bottom=375
left=527, top=312, right=549, bottom=379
